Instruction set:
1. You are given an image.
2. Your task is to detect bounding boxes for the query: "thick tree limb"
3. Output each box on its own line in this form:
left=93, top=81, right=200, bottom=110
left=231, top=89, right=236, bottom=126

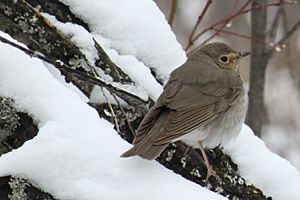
left=0, top=97, right=49, bottom=199
left=246, top=2, right=300, bottom=136
left=0, top=97, right=38, bottom=156
left=0, top=35, right=148, bottom=112
left=246, top=0, right=268, bottom=137
left=0, top=176, right=56, bottom=200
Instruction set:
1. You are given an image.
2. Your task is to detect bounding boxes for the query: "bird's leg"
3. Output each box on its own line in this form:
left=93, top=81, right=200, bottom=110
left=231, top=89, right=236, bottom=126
left=184, top=146, right=191, bottom=157
left=198, top=141, right=218, bottom=183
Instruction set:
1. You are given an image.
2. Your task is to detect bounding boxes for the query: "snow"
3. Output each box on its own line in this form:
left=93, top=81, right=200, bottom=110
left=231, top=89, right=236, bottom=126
left=225, top=125, right=300, bottom=200
left=0, top=33, right=224, bottom=200
left=44, top=13, right=159, bottom=101
left=54, top=0, right=187, bottom=100
left=0, top=0, right=300, bottom=200
left=59, top=0, right=186, bottom=81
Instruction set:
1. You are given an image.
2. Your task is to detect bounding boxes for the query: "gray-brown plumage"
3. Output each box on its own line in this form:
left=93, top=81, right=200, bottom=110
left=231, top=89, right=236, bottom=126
left=121, top=43, right=249, bottom=179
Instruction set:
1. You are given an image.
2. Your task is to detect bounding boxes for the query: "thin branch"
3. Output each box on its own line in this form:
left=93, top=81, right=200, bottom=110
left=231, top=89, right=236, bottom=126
left=112, top=94, right=135, bottom=135
left=185, top=0, right=212, bottom=50
left=186, top=0, right=296, bottom=52
left=281, top=5, right=294, bottom=78
left=100, top=87, right=120, bottom=133
left=0, top=35, right=148, bottom=107
left=198, top=23, right=227, bottom=48
left=230, top=0, right=241, bottom=14
left=274, top=20, right=300, bottom=47
left=22, top=0, right=132, bottom=85
left=168, top=0, right=178, bottom=27
left=265, top=19, right=300, bottom=58
left=197, top=0, right=242, bottom=49
left=211, top=28, right=267, bottom=45
left=186, top=0, right=251, bottom=52
left=267, top=3, right=284, bottom=43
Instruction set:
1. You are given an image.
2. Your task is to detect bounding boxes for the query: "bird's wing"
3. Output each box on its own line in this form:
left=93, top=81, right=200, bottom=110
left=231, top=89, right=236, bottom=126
left=132, top=81, right=184, bottom=144
left=152, top=80, right=243, bottom=145
left=133, top=103, right=163, bottom=144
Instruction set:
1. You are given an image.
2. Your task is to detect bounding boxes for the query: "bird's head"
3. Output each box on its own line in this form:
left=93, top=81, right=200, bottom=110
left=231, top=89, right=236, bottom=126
left=200, top=42, right=250, bottom=71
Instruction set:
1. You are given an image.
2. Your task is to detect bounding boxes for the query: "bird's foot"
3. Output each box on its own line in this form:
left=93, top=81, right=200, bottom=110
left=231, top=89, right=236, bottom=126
left=205, top=166, right=220, bottom=183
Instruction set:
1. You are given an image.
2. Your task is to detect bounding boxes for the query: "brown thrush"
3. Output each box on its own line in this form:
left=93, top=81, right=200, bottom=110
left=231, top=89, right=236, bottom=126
left=121, top=42, right=249, bottom=182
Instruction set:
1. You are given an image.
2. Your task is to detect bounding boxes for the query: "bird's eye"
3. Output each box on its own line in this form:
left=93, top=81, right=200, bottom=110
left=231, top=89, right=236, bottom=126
left=219, top=55, right=229, bottom=63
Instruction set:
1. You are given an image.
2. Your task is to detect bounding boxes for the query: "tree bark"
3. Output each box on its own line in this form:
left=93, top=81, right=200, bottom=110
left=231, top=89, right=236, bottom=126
left=246, top=0, right=268, bottom=137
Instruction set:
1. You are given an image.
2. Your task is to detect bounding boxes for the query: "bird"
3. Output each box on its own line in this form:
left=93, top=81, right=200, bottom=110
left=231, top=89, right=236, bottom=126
left=121, top=42, right=249, bottom=182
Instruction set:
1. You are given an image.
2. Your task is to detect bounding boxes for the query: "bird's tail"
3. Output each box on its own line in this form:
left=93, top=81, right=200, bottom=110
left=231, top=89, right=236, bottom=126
left=120, top=135, right=168, bottom=160
left=120, top=144, right=168, bottom=160
left=121, top=110, right=170, bottom=160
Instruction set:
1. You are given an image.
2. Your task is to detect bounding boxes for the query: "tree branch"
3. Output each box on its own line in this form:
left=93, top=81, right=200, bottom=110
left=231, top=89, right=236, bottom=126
left=186, top=0, right=295, bottom=53
left=0, top=35, right=148, bottom=110
left=187, top=0, right=251, bottom=53
left=265, top=19, right=300, bottom=58
left=267, top=3, right=284, bottom=43
left=168, top=0, right=178, bottom=27
left=281, top=5, right=295, bottom=78
left=185, top=0, right=212, bottom=50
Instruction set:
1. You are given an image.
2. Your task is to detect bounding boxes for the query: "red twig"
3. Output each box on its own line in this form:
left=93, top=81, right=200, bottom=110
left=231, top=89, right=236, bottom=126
left=187, top=0, right=251, bottom=55
left=186, top=0, right=251, bottom=52
left=186, top=0, right=296, bottom=52
left=211, top=28, right=266, bottom=45
left=185, top=0, right=212, bottom=50
left=210, top=25, right=300, bottom=55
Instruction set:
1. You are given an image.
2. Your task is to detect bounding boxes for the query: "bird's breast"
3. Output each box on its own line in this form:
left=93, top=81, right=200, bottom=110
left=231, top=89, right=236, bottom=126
left=181, top=85, right=248, bottom=148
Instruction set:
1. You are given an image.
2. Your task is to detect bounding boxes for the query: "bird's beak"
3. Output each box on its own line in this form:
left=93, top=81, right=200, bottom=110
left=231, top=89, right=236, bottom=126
left=239, top=52, right=251, bottom=57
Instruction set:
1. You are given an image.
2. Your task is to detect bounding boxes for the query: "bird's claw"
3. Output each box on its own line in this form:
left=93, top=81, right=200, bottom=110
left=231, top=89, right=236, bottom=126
left=205, top=167, right=221, bottom=183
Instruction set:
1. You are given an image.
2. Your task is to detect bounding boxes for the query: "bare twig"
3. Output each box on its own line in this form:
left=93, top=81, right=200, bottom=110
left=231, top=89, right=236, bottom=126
left=112, top=94, right=135, bottom=135
left=0, top=35, right=148, bottom=107
left=168, top=0, right=178, bottom=27
left=198, top=0, right=244, bottom=49
left=211, top=28, right=266, bottom=45
left=185, top=0, right=212, bottom=50
left=100, top=87, right=120, bottom=132
left=268, top=3, right=284, bottom=43
left=265, top=19, right=300, bottom=58
left=230, top=0, right=240, bottom=14
left=209, top=18, right=300, bottom=55
left=273, top=19, right=300, bottom=48
left=187, top=0, right=251, bottom=55
left=281, top=5, right=294, bottom=78
left=186, top=0, right=295, bottom=52
left=199, top=23, right=228, bottom=47
left=186, top=0, right=251, bottom=52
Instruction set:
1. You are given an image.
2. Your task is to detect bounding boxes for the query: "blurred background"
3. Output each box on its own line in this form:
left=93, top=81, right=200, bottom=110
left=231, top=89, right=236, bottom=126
left=154, top=0, right=300, bottom=169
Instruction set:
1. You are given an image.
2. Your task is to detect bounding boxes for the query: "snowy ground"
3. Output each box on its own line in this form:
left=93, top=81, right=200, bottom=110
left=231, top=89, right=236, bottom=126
left=0, top=0, right=300, bottom=200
